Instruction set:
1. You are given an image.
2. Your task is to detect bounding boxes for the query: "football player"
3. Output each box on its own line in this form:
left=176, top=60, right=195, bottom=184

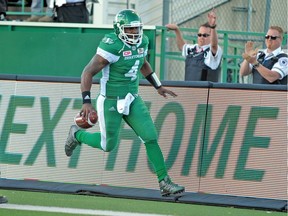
left=65, top=9, right=185, bottom=196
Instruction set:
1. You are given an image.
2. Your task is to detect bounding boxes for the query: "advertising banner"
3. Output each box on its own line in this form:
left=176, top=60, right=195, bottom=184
left=0, top=80, right=286, bottom=200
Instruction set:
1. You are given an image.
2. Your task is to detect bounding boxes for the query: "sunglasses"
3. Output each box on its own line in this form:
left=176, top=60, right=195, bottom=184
left=265, top=35, right=280, bottom=40
left=197, top=33, right=210, bottom=38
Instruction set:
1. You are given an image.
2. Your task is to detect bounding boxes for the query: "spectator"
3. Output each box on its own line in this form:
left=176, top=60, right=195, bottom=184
left=166, top=9, right=222, bottom=82
left=0, top=195, right=7, bottom=203
left=0, top=0, right=7, bottom=21
left=239, top=26, right=288, bottom=85
left=64, top=9, right=185, bottom=197
left=25, top=0, right=54, bottom=22
left=55, top=0, right=89, bottom=23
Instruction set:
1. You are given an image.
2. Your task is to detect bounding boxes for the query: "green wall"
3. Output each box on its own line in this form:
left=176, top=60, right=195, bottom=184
left=0, top=24, right=156, bottom=78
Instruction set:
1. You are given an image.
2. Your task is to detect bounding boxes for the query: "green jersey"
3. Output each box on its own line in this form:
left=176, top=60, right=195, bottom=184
left=97, top=32, right=149, bottom=97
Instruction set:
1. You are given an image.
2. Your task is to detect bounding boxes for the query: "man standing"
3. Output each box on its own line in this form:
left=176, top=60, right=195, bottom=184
left=239, top=26, right=288, bottom=85
left=166, top=9, right=222, bottom=82
left=55, top=0, right=89, bottom=23
left=65, top=9, right=185, bottom=197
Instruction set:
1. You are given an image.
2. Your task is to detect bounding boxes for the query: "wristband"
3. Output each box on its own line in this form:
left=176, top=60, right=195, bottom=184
left=145, top=72, right=162, bottom=89
left=82, top=91, right=91, bottom=104
left=209, top=24, right=217, bottom=29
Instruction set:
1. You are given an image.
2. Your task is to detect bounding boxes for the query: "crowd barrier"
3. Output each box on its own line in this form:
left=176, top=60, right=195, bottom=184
left=0, top=75, right=286, bottom=201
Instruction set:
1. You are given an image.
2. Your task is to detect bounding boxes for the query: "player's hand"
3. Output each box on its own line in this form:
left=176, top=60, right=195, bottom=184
left=81, top=103, right=96, bottom=120
left=157, top=86, right=177, bottom=98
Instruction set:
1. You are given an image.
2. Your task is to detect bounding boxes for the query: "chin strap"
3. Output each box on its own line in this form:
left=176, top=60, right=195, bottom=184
left=145, top=72, right=162, bottom=89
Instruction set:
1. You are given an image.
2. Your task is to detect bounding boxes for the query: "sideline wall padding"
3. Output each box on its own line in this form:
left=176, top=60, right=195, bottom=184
left=0, top=178, right=286, bottom=211
left=0, top=76, right=287, bottom=202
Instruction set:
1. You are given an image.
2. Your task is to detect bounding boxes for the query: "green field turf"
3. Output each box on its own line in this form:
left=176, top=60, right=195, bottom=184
left=0, top=189, right=286, bottom=216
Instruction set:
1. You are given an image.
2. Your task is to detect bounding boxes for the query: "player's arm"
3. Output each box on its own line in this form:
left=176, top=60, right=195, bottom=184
left=81, top=54, right=109, bottom=92
left=141, top=58, right=177, bottom=98
left=81, top=54, right=109, bottom=118
left=140, top=58, right=154, bottom=77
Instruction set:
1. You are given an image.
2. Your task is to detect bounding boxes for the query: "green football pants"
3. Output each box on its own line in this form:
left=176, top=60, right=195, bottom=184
left=76, top=94, right=168, bottom=182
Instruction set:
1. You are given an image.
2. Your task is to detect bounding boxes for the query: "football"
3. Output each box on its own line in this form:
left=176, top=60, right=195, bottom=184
left=74, top=111, right=98, bottom=129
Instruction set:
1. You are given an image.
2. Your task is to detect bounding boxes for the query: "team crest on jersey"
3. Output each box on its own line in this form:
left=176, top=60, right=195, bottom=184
left=137, top=48, right=144, bottom=54
left=123, top=50, right=132, bottom=56
left=102, top=37, right=114, bottom=44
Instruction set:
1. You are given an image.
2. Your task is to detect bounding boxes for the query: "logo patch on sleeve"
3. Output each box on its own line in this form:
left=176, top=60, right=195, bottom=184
left=137, top=48, right=144, bottom=54
left=102, top=37, right=114, bottom=44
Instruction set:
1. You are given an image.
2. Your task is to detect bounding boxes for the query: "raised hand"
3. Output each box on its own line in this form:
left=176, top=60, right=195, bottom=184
left=207, top=8, right=217, bottom=26
left=165, top=23, right=179, bottom=31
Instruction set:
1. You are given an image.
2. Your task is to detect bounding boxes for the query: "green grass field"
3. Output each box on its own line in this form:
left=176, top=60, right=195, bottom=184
left=0, top=189, right=285, bottom=216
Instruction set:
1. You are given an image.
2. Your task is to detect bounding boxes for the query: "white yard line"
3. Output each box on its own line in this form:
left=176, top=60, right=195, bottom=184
left=0, top=204, right=172, bottom=216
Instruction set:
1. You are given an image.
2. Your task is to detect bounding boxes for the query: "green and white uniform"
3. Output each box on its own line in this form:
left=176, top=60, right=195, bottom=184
left=98, top=32, right=144, bottom=98
left=76, top=33, right=168, bottom=182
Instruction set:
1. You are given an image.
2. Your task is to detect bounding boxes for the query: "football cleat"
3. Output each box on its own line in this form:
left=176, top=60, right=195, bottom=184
left=159, top=176, right=185, bottom=197
left=65, top=125, right=81, bottom=157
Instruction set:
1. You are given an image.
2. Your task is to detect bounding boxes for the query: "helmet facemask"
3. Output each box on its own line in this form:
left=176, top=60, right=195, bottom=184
left=118, top=23, right=143, bottom=45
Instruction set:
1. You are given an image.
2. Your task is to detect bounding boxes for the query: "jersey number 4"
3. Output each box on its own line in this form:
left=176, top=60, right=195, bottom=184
left=125, top=60, right=139, bottom=81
